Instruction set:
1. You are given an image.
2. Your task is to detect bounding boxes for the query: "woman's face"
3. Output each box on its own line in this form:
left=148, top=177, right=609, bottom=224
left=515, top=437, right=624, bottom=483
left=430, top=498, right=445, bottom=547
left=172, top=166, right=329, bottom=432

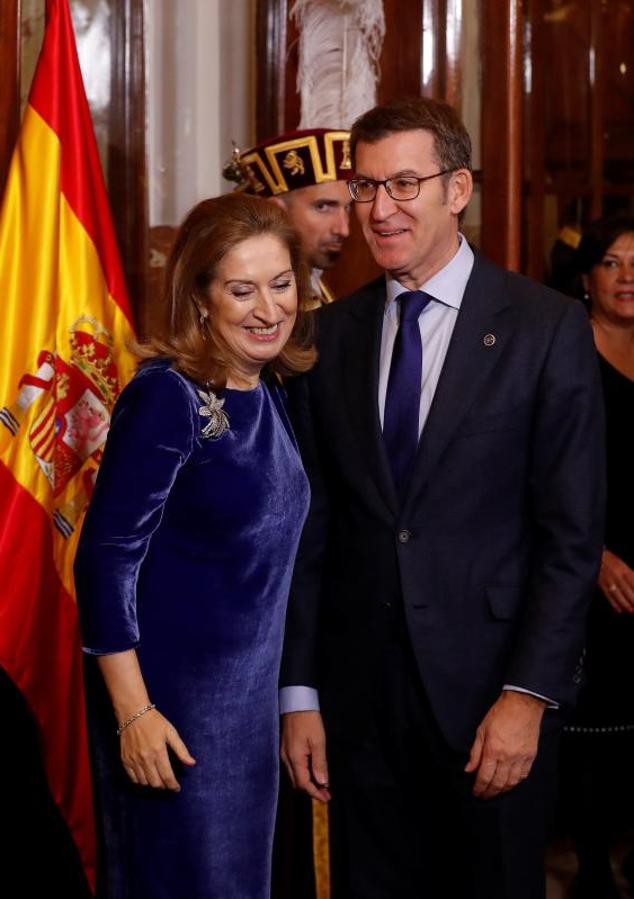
left=585, top=231, right=634, bottom=324
left=207, top=233, right=298, bottom=384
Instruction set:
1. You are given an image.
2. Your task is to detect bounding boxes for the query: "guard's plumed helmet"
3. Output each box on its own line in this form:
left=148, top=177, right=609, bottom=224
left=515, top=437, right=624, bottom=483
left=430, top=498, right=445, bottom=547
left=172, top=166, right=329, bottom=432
left=223, top=128, right=352, bottom=198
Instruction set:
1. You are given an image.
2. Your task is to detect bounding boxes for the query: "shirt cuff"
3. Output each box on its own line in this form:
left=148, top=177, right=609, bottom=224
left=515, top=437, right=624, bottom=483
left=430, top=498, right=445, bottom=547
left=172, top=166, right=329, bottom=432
left=279, top=686, right=320, bottom=714
left=503, top=685, right=559, bottom=709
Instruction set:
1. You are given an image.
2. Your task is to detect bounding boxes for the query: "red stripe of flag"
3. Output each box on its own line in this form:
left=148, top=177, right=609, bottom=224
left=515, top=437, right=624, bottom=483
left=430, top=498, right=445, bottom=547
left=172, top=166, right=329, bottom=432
left=29, top=0, right=133, bottom=324
left=0, top=465, right=96, bottom=887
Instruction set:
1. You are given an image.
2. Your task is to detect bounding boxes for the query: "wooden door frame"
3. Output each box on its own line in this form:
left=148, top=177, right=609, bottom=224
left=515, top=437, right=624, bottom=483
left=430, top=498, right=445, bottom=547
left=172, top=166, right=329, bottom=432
left=108, top=0, right=148, bottom=332
left=480, top=0, right=523, bottom=271
left=255, top=0, right=290, bottom=141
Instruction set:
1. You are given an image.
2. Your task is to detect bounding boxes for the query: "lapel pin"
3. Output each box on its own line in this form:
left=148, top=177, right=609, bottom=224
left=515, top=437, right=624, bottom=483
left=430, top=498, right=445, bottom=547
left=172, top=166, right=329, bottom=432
left=483, top=333, right=496, bottom=347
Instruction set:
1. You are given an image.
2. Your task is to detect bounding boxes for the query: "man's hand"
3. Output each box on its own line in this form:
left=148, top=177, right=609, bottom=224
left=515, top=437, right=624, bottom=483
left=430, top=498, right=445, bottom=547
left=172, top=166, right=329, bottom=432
left=464, top=691, right=546, bottom=799
left=281, top=710, right=331, bottom=803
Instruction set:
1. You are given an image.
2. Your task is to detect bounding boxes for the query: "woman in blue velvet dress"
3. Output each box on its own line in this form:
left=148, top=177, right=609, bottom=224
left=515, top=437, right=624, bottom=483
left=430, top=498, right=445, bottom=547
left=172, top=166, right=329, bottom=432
left=74, top=194, right=315, bottom=899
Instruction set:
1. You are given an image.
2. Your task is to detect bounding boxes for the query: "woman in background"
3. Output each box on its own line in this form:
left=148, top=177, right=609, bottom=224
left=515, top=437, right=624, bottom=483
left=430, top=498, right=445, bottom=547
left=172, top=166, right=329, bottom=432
left=75, top=193, right=314, bottom=899
left=561, top=215, right=634, bottom=899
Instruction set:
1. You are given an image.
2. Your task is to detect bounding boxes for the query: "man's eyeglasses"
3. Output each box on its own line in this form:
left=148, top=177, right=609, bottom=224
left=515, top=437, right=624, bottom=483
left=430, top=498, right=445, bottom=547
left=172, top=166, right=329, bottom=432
left=347, top=169, right=454, bottom=203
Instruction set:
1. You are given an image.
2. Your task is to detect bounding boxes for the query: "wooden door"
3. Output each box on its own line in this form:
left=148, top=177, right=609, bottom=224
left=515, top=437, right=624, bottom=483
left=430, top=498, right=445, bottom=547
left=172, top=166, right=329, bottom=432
left=481, top=0, right=634, bottom=280
left=521, top=0, right=634, bottom=282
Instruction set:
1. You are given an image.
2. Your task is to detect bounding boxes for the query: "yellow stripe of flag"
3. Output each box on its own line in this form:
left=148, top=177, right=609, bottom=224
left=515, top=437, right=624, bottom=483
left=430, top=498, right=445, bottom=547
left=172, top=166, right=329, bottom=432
left=0, top=105, right=136, bottom=597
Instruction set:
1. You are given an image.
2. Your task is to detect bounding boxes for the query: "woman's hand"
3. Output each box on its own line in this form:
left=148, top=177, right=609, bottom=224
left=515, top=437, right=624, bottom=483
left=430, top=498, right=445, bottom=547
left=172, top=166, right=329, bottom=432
left=95, top=649, right=196, bottom=791
left=120, top=708, right=196, bottom=791
left=599, top=549, right=634, bottom=613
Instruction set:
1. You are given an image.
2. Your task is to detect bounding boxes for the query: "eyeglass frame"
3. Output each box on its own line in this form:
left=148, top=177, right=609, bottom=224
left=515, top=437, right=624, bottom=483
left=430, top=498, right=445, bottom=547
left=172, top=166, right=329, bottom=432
left=347, top=168, right=455, bottom=203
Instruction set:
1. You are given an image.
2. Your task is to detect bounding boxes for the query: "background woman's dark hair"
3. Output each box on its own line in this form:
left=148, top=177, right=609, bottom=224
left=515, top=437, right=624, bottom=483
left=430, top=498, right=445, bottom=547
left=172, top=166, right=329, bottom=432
left=137, top=193, right=316, bottom=386
left=576, top=215, right=634, bottom=275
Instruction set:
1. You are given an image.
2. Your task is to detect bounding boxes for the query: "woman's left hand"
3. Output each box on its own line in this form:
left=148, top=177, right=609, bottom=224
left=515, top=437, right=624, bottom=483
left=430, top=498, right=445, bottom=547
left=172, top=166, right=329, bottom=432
left=119, top=708, right=196, bottom=791
left=598, top=549, right=634, bottom=613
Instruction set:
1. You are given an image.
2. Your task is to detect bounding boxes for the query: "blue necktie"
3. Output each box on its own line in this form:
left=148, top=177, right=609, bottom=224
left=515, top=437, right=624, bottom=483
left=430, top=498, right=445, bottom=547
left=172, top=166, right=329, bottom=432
left=383, top=290, right=431, bottom=498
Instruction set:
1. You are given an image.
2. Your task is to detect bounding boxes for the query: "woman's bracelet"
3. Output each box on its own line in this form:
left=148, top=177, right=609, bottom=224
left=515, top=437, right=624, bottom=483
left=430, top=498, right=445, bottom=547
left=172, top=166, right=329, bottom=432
left=116, top=703, right=156, bottom=736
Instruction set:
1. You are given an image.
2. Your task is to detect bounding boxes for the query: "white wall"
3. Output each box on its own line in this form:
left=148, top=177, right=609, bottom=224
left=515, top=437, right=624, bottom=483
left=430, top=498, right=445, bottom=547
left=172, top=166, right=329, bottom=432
left=147, top=0, right=255, bottom=227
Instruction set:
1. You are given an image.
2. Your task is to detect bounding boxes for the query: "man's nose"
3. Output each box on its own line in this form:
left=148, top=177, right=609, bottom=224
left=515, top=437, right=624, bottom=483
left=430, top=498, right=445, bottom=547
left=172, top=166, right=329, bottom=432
left=370, top=183, right=398, bottom=220
left=333, top=207, right=351, bottom=238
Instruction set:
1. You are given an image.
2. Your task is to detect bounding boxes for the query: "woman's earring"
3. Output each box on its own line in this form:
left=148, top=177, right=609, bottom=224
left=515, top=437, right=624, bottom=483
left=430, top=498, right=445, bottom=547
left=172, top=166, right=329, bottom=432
left=199, top=310, right=208, bottom=340
left=583, top=291, right=591, bottom=303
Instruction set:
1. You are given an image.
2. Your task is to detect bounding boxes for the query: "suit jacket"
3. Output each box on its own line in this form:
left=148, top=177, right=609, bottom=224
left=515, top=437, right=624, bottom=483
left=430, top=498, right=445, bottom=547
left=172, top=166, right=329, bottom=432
left=281, top=251, right=605, bottom=751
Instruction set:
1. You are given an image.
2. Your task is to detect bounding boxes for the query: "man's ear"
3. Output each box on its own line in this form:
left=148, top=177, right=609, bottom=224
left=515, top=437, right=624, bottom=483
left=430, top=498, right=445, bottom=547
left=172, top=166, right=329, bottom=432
left=448, top=169, right=473, bottom=216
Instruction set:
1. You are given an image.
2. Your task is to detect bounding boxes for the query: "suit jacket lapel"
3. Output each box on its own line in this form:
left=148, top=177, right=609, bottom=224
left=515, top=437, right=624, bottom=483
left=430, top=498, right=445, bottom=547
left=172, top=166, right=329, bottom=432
left=403, top=254, right=514, bottom=513
left=342, top=278, right=399, bottom=517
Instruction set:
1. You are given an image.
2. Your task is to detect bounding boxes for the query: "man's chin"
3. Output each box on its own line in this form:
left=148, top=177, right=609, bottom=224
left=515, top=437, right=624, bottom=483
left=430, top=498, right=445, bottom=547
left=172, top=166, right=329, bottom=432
left=314, top=249, right=342, bottom=270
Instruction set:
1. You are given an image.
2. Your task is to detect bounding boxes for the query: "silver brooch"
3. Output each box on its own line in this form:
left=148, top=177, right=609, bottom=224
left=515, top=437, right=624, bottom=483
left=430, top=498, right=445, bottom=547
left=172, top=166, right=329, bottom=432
left=197, top=387, right=230, bottom=439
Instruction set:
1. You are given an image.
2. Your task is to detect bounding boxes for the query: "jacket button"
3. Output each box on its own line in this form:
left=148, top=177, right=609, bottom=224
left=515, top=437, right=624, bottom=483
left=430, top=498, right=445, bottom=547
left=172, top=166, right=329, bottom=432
left=380, top=601, right=392, bottom=609
left=398, top=529, right=411, bottom=543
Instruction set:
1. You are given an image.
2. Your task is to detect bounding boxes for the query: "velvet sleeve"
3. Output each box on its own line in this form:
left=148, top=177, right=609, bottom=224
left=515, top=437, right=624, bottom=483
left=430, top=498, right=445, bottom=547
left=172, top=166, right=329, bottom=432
left=74, top=364, right=197, bottom=654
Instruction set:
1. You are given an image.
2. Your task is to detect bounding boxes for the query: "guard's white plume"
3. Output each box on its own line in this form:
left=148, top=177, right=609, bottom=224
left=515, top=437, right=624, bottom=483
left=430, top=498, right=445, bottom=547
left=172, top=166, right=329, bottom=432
left=291, top=0, right=385, bottom=129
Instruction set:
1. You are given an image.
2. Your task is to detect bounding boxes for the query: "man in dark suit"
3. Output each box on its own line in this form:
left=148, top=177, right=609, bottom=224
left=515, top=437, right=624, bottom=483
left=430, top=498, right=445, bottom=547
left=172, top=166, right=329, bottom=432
left=279, top=97, right=605, bottom=898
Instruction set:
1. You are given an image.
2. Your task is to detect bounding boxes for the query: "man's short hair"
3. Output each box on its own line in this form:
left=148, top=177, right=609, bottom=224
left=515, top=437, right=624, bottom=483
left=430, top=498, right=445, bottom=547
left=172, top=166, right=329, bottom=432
left=350, top=97, right=472, bottom=173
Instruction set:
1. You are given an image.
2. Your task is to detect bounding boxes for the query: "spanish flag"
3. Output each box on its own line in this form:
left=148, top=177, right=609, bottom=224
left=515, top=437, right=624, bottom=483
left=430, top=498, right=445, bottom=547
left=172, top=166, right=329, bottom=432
left=0, top=0, right=137, bottom=888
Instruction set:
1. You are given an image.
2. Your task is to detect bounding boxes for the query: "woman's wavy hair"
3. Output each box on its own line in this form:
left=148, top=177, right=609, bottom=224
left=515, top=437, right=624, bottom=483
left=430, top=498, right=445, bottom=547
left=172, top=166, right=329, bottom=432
left=138, top=193, right=316, bottom=386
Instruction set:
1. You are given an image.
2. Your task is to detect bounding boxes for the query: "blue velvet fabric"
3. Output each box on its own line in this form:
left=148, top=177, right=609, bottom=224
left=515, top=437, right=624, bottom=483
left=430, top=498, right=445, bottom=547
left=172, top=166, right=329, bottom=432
left=74, top=359, right=310, bottom=899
